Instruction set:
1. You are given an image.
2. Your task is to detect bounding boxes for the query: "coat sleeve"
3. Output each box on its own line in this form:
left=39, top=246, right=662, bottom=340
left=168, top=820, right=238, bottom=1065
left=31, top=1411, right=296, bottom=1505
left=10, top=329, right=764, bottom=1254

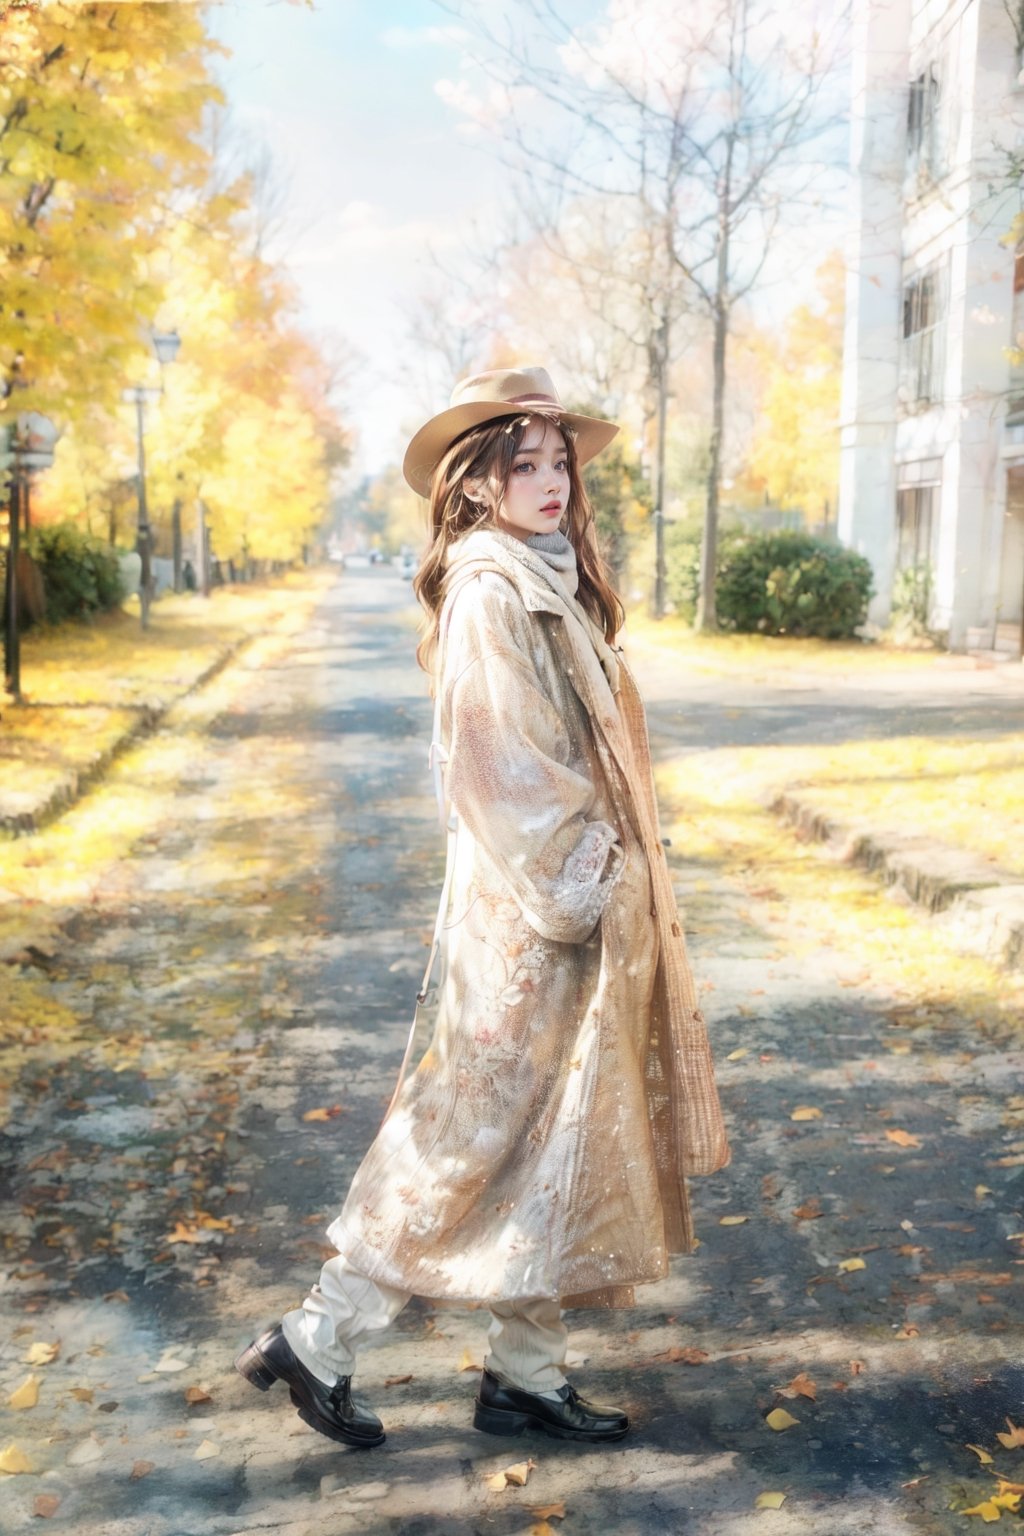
left=441, top=578, right=624, bottom=946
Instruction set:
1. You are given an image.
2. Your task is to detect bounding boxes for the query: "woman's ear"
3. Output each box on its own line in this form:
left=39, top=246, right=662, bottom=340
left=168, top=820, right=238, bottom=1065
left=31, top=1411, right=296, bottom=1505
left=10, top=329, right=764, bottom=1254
left=463, top=475, right=488, bottom=507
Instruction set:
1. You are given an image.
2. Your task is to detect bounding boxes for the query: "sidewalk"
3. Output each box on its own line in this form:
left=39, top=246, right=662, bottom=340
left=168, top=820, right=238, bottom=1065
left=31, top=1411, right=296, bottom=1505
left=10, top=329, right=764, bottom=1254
left=624, top=617, right=1024, bottom=975
left=0, top=571, right=334, bottom=968
left=0, top=573, right=334, bottom=834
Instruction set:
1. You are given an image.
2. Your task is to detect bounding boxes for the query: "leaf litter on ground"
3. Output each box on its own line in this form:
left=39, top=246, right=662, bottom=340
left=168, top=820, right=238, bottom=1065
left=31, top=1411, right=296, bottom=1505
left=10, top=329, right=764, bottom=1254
left=485, top=1457, right=537, bottom=1490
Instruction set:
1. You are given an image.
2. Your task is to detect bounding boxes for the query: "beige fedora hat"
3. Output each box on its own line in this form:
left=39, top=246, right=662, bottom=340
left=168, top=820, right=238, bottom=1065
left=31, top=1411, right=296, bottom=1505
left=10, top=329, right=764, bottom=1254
left=402, top=365, right=619, bottom=497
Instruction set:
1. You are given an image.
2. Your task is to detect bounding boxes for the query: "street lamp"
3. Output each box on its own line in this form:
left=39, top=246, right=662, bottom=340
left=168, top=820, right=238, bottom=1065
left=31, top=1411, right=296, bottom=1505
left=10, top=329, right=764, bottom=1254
left=3, top=411, right=60, bottom=702
left=124, top=328, right=181, bottom=630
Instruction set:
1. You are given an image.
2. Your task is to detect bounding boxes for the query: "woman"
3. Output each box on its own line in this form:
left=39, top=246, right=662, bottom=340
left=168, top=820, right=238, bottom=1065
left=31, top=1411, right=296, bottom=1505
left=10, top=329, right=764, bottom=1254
left=235, top=366, right=730, bottom=1448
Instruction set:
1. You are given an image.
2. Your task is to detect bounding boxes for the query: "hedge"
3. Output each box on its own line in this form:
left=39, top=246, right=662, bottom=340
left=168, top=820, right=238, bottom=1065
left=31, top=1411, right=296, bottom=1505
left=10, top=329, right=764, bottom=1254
left=24, top=522, right=125, bottom=624
left=665, top=525, right=874, bottom=640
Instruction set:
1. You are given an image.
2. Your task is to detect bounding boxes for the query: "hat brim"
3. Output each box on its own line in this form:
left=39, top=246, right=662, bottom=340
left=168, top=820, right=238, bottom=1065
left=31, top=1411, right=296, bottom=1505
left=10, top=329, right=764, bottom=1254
left=403, top=402, right=619, bottom=498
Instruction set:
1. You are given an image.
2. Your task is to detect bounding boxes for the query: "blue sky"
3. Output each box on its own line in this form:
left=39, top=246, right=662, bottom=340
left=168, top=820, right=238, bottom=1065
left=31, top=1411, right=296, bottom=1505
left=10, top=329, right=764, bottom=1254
left=211, top=0, right=488, bottom=472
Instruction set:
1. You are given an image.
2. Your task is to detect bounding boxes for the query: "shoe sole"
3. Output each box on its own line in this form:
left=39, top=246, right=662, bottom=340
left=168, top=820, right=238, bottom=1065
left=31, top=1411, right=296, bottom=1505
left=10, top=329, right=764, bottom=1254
left=234, top=1340, right=385, bottom=1448
left=473, top=1399, right=629, bottom=1443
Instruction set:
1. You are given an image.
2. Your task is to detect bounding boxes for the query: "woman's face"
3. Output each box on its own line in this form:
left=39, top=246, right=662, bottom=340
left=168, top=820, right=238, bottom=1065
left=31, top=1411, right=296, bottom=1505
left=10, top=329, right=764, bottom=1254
left=491, top=417, right=571, bottom=543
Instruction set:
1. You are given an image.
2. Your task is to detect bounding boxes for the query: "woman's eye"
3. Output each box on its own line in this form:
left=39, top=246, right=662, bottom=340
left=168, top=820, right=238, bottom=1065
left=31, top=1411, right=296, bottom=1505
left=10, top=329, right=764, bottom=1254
left=514, top=462, right=533, bottom=473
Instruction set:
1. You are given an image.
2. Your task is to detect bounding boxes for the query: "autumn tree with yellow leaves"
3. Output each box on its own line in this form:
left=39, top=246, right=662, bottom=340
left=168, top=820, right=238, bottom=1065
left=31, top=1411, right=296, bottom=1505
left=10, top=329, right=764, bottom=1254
left=739, top=252, right=844, bottom=527
left=2, top=1, right=347, bottom=567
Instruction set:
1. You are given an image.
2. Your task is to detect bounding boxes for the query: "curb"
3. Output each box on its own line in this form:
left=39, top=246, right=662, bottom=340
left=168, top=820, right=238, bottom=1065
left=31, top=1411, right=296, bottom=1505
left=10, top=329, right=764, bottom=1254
left=0, top=635, right=253, bottom=838
left=769, top=790, right=1024, bottom=975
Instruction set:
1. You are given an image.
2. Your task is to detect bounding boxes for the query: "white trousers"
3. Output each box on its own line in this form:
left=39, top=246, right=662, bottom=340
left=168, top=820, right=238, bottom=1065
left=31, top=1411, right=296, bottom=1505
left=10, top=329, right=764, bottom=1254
left=281, top=1253, right=569, bottom=1395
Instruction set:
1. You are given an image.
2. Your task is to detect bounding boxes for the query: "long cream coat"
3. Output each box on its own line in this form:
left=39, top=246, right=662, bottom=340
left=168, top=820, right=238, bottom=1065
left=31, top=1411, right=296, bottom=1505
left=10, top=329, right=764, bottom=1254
left=328, top=526, right=730, bottom=1308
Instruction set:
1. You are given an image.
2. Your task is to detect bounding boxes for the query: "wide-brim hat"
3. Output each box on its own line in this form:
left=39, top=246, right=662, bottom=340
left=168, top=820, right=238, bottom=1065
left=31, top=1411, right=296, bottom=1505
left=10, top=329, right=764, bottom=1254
left=402, top=365, right=620, bottom=497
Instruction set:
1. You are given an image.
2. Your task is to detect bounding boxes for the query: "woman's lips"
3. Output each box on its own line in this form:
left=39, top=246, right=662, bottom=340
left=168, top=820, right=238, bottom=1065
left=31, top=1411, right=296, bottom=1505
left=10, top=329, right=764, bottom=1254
left=540, top=503, right=561, bottom=514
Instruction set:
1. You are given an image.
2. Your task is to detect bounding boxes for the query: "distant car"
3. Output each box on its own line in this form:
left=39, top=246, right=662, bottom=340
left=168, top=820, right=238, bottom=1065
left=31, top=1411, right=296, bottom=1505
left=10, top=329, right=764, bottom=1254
left=368, top=549, right=385, bottom=565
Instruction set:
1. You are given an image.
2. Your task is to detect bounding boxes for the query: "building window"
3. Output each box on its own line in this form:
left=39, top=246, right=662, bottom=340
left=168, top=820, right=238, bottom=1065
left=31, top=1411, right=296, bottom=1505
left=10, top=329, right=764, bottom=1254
left=906, top=65, right=943, bottom=181
left=895, top=471, right=939, bottom=574
left=899, top=257, right=948, bottom=408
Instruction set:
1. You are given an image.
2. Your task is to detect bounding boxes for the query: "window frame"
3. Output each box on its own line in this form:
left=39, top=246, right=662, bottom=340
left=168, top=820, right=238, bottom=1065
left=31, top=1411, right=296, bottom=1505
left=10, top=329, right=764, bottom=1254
left=898, top=255, right=949, bottom=410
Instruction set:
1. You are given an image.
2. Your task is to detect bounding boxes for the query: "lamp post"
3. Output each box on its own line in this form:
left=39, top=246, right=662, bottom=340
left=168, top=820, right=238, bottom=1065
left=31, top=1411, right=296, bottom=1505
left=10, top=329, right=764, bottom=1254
left=4, top=412, right=59, bottom=702
left=125, top=328, right=181, bottom=630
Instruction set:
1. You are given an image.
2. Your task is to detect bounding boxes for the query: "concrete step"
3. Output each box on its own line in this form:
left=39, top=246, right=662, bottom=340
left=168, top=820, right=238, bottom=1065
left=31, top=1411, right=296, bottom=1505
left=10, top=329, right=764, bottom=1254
left=769, top=789, right=1024, bottom=974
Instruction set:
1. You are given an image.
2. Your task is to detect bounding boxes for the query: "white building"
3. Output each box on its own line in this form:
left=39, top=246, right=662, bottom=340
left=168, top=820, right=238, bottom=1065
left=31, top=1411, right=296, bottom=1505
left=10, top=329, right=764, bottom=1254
left=839, top=0, right=1024, bottom=655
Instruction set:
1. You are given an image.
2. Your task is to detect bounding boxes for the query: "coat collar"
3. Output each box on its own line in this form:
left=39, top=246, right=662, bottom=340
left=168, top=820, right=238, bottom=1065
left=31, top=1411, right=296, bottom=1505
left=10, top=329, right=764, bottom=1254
left=445, top=526, right=621, bottom=692
left=445, top=525, right=568, bottom=617
left=443, top=526, right=636, bottom=814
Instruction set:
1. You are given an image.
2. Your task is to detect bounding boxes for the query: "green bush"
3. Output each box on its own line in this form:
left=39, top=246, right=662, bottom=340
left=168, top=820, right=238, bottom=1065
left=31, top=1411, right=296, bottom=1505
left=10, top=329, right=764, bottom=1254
left=25, top=521, right=125, bottom=624
left=663, top=521, right=749, bottom=623
left=888, top=562, right=937, bottom=643
left=663, top=525, right=874, bottom=638
left=716, top=529, right=874, bottom=639
left=663, top=520, right=701, bottom=620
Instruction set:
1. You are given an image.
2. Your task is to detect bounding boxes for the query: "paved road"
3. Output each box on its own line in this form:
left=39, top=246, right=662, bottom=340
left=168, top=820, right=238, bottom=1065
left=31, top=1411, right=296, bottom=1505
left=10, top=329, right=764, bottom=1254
left=2, top=568, right=1022, bottom=1536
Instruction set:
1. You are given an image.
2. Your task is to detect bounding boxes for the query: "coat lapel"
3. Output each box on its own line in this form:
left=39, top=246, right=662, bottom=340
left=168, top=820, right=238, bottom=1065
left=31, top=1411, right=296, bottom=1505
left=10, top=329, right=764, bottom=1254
left=443, top=529, right=637, bottom=809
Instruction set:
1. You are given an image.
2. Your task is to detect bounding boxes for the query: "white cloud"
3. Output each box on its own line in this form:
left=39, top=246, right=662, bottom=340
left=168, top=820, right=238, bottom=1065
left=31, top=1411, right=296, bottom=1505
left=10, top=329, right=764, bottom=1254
left=434, top=75, right=532, bottom=136
left=336, top=199, right=383, bottom=231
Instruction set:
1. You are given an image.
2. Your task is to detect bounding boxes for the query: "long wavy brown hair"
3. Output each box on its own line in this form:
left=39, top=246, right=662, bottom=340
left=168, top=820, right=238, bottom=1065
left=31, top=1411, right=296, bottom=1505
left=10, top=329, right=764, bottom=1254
left=412, top=411, right=624, bottom=681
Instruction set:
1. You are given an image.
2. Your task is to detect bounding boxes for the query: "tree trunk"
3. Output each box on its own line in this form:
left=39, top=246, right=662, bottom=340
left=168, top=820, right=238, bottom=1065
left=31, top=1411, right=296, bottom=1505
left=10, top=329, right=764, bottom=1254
left=652, top=312, right=670, bottom=620
left=696, top=140, right=734, bottom=634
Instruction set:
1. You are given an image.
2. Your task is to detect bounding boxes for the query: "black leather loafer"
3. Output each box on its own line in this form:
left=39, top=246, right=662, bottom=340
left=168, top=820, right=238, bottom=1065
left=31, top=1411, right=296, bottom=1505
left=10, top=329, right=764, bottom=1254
left=473, top=1367, right=629, bottom=1442
left=234, top=1324, right=385, bottom=1448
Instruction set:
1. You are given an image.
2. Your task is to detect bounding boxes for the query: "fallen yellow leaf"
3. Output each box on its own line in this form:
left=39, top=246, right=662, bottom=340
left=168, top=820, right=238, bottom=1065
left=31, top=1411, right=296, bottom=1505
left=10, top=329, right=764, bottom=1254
left=778, top=1372, right=817, bottom=1401
left=726, top=1048, right=748, bottom=1060
left=485, top=1457, right=537, bottom=1489
left=69, top=1387, right=94, bottom=1403
left=661, top=1345, right=710, bottom=1365
left=130, top=1460, right=155, bottom=1479
left=7, top=1375, right=39, bottom=1410
left=184, top=1386, right=212, bottom=1405
left=790, top=1106, right=822, bottom=1121
left=963, top=1492, right=1021, bottom=1520
left=838, top=1257, right=867, bottom=1273
left=885, top=1129, right=921, bottom=1149
left=530, top=1503, right=566, bottom=1520
left=163, top=1223, right=205, bottom=1245
left=719, top=1215, right=749, bottom=1226
left=997, top=1418, right=1024, bottom=1449
left=976, top=1185, right=994, bottom=1198
left=962, top=1499, right=1001, bottom=1522
left=22, top=1342, right=59, bottom=1366
left=194, top=1439, right=220, bottom=1461
left=765, top=1408, right=800, bottom=1431
left=458, top=1348, right=482, bottom=1373
left=33, top=1493, right=61, bottom=1518
left=967, top=1443, right=995, bottom=1464
left=0, top=1443, right=32, bottom=1474
left=755, top=1491, right=787, bottom=1509
left=502, top=1458, right=536, bottom=1487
